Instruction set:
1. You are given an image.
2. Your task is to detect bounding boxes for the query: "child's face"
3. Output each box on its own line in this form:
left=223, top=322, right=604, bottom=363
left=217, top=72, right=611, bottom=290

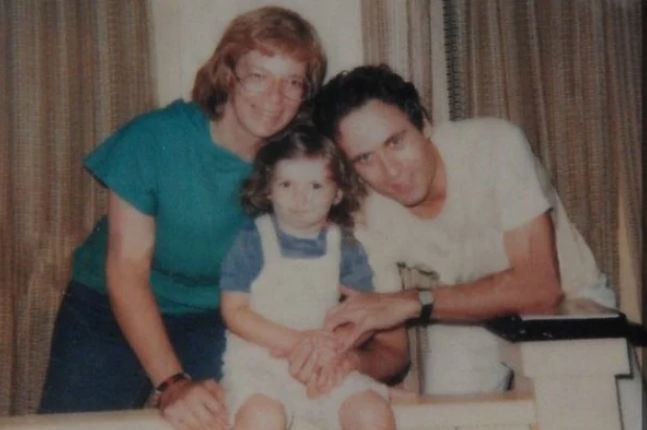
left=270, top=156, right=342, bottom=236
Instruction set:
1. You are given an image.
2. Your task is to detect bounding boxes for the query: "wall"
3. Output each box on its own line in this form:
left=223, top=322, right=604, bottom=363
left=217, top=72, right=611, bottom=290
left=149, top=0, right=364, bottom=107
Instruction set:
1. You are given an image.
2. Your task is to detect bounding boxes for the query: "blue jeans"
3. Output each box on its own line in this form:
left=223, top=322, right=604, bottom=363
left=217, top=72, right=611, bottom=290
left=39, top=281, right=226, bottom=413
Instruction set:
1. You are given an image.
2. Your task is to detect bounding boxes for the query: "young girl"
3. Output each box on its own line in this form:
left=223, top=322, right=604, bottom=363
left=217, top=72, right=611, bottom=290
left=219, top=123, right=396, bottom=430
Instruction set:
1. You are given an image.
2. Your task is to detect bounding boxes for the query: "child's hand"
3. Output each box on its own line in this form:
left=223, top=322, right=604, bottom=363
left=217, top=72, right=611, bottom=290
left=279, top=330, right=342, bottom=387
left=303, top=330, right=342, bottom=367
left=306, top=350, right=360, bottom=398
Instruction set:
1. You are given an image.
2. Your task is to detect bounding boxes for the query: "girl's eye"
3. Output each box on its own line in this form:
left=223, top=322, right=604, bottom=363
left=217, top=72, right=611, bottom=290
left=278, top=181, right=290, bottom=188
left=311, top=182, right=323, bottom=190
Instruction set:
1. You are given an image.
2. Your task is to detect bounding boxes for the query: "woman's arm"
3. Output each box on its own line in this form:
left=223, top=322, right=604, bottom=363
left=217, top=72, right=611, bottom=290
left=106, top=193, right=227, bottom=430
left=106, top=192, right=181, bottom=385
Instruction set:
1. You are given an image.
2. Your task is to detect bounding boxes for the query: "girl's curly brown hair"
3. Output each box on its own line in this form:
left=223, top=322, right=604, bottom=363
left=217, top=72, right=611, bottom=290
left=242, top=122, right=366, bottom=228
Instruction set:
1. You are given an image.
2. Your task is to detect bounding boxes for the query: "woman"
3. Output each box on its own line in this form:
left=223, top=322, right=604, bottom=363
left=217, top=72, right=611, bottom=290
left=39, top=6, right=326, bottom=430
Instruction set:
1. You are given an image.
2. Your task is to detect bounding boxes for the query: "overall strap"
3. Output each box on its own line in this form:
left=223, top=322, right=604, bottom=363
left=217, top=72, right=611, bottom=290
left=254, top=215, right=282, bottom=263
left=324, top=223, right=342, bottom=260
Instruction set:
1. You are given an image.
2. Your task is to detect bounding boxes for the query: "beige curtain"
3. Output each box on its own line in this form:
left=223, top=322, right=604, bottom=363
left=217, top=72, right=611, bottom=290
left=361, top=0, right=441, bottom=122
left=444, top=0, right=642, bottom=316
left=0, top=0, right=154, bottom=415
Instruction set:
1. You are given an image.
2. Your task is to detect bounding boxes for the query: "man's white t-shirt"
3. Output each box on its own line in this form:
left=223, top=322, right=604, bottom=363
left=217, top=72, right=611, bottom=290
left=357, top=118, right=615, bottom=394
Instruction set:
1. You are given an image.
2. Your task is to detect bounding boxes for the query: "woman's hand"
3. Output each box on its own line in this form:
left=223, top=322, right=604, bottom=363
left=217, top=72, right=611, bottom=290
left=158, top=379, right=229, bottom=430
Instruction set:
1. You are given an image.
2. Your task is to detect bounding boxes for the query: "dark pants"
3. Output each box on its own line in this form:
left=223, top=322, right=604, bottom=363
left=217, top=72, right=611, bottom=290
left=39, top=281, right=226, bottom=413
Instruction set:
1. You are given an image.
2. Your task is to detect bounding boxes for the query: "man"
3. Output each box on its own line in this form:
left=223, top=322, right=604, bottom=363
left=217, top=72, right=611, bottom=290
left=313, top=65, right=616, bottom=394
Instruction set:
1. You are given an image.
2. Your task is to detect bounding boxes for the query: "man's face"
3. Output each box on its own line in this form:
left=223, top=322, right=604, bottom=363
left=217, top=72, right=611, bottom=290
left=337, top=100, right=437, bottom=208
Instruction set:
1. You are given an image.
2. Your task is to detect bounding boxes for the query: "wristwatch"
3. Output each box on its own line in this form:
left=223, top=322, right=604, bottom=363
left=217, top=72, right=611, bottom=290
left=417, top=288, right=435, bottom=323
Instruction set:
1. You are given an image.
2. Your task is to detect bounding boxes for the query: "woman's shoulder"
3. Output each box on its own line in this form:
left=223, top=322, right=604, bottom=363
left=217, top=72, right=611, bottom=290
left=125, top=99, right=205, bottom=131
left=93, top=100, right=207, bottom=155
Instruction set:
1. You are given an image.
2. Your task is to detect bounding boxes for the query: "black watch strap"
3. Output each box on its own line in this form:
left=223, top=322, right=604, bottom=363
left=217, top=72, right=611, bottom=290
left=417, top=288, right=435, bottom=323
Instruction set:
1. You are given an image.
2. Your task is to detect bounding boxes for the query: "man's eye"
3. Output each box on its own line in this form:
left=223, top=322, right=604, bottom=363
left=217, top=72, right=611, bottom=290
left=389, top=136, right=404, bottom=148
left=311, top=183, right=323, bottom=190
left=355, top=153, right=373, bottom=165
left=278, top=181, right=290, bottom=188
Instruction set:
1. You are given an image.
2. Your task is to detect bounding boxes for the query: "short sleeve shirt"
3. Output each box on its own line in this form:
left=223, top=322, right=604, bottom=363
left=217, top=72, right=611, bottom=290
left=220, top=217, right=374, bottom=294
left=360, top=118, right=551, bottom=287
left=72, top=100, right=252, bottom=314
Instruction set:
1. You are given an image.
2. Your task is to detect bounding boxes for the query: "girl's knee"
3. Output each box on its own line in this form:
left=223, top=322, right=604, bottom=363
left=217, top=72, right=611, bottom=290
left=339, top=389, right=395, bottom=430
left=234, top=394, right=287, bottom=430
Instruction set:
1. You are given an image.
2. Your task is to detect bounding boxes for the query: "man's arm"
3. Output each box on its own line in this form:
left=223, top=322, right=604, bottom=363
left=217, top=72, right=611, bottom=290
left=352, top=325, right=409, bottom=383
left=326, top=212, right=563, bottom=341
left=432, top=211, right=562, bottom=320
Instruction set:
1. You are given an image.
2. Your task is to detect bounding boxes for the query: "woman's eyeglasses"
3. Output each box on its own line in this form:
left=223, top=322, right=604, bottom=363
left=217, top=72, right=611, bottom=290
left=233, top=70, right=308, bottom=101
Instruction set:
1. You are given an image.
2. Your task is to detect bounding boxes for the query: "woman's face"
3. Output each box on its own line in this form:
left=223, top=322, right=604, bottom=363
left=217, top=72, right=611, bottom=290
left=227, top=50, right=307, bottom=142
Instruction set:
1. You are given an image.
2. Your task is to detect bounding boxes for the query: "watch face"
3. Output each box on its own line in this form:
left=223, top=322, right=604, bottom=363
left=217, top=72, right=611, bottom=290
left=418, top=289, right=434, bottom=306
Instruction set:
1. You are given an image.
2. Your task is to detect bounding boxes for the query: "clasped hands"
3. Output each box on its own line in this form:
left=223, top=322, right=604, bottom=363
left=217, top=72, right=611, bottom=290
left=272, top=288, right=379, bottom=398
left=274, top=328, right=360, bottom=398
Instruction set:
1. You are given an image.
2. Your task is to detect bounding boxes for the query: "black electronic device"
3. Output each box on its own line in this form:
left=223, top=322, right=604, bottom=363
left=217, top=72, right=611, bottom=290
left=484, top=299, right=647, bottom=345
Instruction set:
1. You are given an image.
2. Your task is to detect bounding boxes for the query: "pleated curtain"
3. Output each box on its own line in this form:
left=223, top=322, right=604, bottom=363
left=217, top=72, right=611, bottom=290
left=0, top=0, right=154, bottom=415
left=444, top=0, right=642, bottom=311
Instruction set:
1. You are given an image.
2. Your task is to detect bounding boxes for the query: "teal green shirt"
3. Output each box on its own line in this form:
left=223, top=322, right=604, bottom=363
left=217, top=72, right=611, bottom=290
left=72, top=100, right=252, bottom=314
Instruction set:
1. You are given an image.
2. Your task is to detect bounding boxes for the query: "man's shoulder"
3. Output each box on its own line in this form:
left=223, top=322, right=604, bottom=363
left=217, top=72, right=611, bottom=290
left=432, top=117, right=530, bottom=164
left=432, top=117, right=522, bottom=142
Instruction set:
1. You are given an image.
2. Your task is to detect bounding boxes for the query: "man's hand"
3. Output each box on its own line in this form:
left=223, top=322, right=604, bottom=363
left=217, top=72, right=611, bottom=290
left=158, top=379, right=228, bottom=430
left=324, top=286, right=419, bottom=350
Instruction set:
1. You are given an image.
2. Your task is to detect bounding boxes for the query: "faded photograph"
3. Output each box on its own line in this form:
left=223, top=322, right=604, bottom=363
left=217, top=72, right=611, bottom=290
left=0, top=1, right=643, bottom=430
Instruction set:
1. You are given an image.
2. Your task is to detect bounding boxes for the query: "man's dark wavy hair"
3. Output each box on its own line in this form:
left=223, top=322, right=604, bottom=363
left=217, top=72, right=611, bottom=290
left=313, top=64, right=429, bottom=141
left=242, top=122, right=366, bottom=228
